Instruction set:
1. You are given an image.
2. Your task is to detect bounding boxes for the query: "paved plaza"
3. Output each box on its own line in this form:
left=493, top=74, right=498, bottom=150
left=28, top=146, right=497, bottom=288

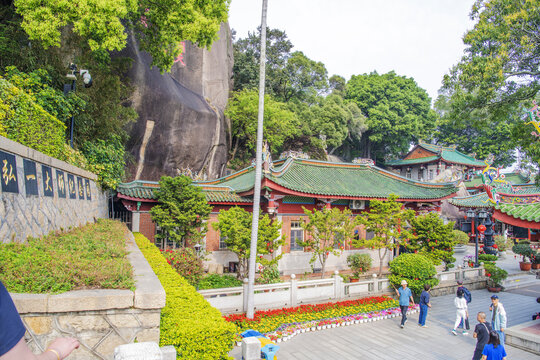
left=229, top=283, right=540, bottom=359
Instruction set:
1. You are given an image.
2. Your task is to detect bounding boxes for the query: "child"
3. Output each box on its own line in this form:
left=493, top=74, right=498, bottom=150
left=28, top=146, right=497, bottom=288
left=452, top=288, right=469, bottom=335
left=418, top=283, right=431, bottom=327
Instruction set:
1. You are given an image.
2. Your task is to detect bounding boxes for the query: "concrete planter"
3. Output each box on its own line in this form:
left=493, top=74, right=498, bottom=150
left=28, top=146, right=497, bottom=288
left=10, top=233, right=165, bottom=360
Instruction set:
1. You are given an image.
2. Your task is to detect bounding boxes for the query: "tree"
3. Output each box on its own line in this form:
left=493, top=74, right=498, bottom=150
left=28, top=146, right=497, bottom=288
left=298, top=207, right=357, bottom=278
left=212, top=207, right=283, bottom=279
left=352, top=194, right=416, bottom=276
left=225, top=89, right=300, bottom=165
left=443, top=0, right=540, bottom=111
left=433, top=91, right=519, bottom=167
left=150, top=176, right=212, bottom=247
left=345, top=71, right=436, bottom=164
left=13, top=0, right=229, bottom=71
left=408, top=212, right=456, bottom=269
left=279, top=51, right=328, bottom=103
left=232, top=27, right=293, bottom=94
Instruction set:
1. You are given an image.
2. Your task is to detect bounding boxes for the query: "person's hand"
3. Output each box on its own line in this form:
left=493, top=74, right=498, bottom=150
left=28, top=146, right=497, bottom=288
left=46, top=338, right=80, bottom=359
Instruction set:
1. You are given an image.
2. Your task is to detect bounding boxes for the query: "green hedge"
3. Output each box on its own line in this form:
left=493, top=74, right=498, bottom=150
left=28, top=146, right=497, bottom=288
left=388, top=253, right=439, bottom=295
left=134, top=233, right=236, bottom=359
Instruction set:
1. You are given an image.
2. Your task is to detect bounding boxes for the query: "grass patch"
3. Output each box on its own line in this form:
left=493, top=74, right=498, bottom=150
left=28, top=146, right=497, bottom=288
left=0, top=219, right=134, bottom=293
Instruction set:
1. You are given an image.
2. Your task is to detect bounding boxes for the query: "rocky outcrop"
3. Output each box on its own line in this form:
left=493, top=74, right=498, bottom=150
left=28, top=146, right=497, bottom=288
left=120, top=23, right=233, bottom=181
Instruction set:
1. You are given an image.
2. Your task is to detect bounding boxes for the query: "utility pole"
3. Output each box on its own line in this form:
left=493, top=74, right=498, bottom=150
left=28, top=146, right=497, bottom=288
left=246, top=0, right=268, bottom=319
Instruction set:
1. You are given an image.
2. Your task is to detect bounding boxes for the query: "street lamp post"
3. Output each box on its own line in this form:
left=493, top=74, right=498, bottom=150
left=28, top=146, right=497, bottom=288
left=63, top=63, right=92, bottom=148
left=477, top=224, right=486, bottom=266
left=465, top=209, right=478, bottom=266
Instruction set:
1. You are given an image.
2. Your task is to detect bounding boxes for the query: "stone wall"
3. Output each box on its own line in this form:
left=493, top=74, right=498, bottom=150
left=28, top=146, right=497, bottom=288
left=0, top=136, right=108, bottom=243
left=11, top=233, right=166, bottom=360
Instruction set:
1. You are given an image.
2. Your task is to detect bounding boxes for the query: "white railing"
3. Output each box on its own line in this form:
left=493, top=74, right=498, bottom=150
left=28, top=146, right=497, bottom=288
left=198, top=266, right=485, bottom=313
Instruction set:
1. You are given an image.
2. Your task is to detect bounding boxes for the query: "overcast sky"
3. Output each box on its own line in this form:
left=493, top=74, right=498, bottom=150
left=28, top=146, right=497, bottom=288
left=228, top=0, right=477, bottom=102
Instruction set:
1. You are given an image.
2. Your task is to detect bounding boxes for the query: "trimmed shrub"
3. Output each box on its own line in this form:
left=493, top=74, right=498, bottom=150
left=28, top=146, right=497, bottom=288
left=347, top=253, right=372, bottom=278
left=160, top=247, right=204, bottom=287
left=478, top=254, right=497, bottom=262
left=452, top=230, right=470, bottom=245
left=512, top=243, right=536, bottom=262
left=198, top=274, right=243, bottom=290
left=388, top=253, right=439, bottom=295
left=134, top=233, right=236, bottom=359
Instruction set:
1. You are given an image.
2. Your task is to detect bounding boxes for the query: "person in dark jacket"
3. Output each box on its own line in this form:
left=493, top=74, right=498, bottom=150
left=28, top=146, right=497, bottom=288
left=472, top=312, right=492, bottom=360
left=418, top=283, right=432, bottom=327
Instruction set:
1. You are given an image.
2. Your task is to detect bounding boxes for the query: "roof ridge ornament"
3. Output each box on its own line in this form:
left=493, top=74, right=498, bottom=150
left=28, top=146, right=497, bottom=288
left=352, top=158, right=374, bottom=166
left=177, top=167, right=207, bottom=181
left=279, top=150, right=309, bottom=159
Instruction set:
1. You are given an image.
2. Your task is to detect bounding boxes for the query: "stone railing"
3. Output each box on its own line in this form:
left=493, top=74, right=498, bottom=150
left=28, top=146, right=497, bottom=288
left=199, top=266, right=486, bottom=314
left=10, top=233, right=165, bottom=360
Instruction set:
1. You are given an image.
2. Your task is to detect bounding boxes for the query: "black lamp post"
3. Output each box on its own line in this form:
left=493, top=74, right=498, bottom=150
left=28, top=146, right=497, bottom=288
left=466, top=209, right=478, bottom=267
left=63, top=63, right=92, bottom=148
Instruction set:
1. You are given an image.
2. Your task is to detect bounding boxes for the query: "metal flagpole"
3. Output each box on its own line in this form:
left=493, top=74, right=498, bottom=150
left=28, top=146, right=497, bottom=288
left=246, top=0, right=268, bottom=319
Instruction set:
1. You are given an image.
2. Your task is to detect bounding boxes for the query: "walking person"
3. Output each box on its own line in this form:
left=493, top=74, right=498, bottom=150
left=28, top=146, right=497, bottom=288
left=394, top=280, right=414, bottom=328
left=452, top=288, right=469, bottom=335
left=489, top=295, right=507, bottom=345
left=418, top=284, right=431, bottom=327
left=481, top=331, right=507, bottom=360
left=472, top=312, right=492, bottom=360
left=457, top=280, right=472, bottom=331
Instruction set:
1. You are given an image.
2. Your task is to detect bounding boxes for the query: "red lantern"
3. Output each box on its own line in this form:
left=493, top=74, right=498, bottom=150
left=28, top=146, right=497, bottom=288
left=477, top=224, right=486, bottom=233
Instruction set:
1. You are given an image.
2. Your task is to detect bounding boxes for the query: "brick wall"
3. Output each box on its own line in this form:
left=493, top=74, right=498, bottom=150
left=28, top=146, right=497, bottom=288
left=139, top=212, right=155, bottom=242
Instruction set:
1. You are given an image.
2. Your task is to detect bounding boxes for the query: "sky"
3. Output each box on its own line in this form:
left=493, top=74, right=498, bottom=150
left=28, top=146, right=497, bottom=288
left=228, top=0, right=477, bottom=102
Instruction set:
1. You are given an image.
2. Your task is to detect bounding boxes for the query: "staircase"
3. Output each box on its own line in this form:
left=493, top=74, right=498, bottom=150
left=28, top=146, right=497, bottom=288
left=502, top=272, right=540, bottom=290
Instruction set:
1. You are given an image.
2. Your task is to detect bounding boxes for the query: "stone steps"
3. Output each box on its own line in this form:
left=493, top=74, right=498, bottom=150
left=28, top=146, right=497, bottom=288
left=502, top=273, right=540, bottom=290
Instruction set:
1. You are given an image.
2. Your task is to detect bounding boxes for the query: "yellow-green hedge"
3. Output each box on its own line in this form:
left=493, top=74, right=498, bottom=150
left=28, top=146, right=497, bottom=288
left=134, top=233, right=236, bottom=359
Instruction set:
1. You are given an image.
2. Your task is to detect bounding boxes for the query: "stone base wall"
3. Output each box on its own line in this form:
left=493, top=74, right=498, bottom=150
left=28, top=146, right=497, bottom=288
left=430, top=278, right=487, bottom=297
left=11, top=233, right=165, bottom=360
left=0, top=136, right=108, bottom=243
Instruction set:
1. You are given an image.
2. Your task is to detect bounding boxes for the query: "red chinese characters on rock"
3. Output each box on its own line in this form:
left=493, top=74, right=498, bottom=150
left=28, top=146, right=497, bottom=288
left=174, top=41, right=186, bottom=66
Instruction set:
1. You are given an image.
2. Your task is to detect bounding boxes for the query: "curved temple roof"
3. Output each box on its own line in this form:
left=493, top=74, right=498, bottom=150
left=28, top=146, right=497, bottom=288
left=386, top=143, right=485, bottom=168
left=197, top=157, right=458, bottom=201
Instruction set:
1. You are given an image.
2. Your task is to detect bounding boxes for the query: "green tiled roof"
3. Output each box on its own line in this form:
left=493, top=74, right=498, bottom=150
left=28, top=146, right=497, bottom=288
left=115, top=180, right=250, bottom=203
left=264, top=159, right=457, bottom=199
left=386, top=156, right=439, bottom=166
left=496, top=202, right=540, bottom=222
left=386, top=143, right=485, bottom=167
left=464, top=172, right=533, bottom=188
left=118, top=158, right=459, bottom=203
left=449, top=192, right=492, bottom=208
left=116, top=180, right=159, bottom=200
left=449, top=184, right=540, bottom=209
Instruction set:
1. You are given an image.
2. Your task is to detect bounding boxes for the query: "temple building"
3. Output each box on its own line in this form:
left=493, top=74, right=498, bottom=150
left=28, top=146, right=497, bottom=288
left=386, top=141, right=485, bottom=181
left=116, top=156, right=459, bottom=275
left=449, top=183, right=540, bottom=248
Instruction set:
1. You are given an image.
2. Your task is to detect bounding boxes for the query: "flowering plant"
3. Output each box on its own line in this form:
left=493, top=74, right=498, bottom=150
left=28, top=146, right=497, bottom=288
left=224, top=296, right=399, bottom=335
left=160, top=247, right=204, bottom=286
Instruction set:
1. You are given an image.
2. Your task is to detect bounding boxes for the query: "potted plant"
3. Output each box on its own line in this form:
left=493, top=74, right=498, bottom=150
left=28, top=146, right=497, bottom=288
left=512, top=242, right=536, bottom=271
left=484, top=263, right=508, bottom=292
left=347, top=253, right=372, bottom=282
left=494, top=235, right=508, bottom=258
left=532, top=253, right=540, bottom=270
left=452, top=229, right=469, bottom=254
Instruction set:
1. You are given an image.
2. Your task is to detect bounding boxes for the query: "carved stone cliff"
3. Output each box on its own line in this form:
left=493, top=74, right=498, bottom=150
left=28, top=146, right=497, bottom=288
left=120, top=23, right=233, bottom=181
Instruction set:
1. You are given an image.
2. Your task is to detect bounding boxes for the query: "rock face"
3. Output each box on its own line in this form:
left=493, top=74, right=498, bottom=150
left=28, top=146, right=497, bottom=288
left=121, top=23, right=233, bottom=181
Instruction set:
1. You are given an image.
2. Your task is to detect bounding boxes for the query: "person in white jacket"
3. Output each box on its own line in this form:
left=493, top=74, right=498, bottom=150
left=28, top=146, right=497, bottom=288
left=452, top=288, right=469, bottom=335
left=489, top=295, right=507, bottom=345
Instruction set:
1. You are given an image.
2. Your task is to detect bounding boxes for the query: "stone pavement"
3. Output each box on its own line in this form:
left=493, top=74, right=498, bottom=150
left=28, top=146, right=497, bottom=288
left=229, top=285, right=540, bottom=359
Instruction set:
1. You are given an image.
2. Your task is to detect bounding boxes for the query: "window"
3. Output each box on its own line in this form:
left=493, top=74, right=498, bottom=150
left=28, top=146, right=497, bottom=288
left=406, top=171, right=412, bottom=179
left=429, top=169, right=434, bottom=180
left=333, top=232, right=344, bottom=249
left=219, top=235, right=228, bottom=250
left=290, top=221, right=304, bottom=251
left=418, top=169, right=423, bottom=181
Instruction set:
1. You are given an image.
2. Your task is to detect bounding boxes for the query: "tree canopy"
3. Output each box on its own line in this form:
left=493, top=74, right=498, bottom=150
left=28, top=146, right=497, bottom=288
left=212, top=206, right=283, bottom=279
left=345, top=71, right=436, bottom=163
left=13, top=0, right=230, bottom=71
left=150, top=176, right=212, bottom=247
left=298, top=207, right=357, bottom=278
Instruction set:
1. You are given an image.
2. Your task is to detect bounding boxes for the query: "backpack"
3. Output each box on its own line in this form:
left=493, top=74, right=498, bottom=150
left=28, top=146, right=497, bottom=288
left=463, top=287, right=472, bottom=303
